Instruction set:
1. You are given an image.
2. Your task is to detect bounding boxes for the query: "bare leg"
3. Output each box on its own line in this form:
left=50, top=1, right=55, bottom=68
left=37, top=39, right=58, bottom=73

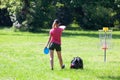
left=56, top=51, right=64, bottom=68
left=50, top=50, right=54, bottom=70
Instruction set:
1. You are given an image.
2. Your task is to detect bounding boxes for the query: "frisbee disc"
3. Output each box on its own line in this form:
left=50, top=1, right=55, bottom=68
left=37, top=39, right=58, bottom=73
left=44, top=47, right=49, bottom=54
left=59, top=25, right=66, bottom=29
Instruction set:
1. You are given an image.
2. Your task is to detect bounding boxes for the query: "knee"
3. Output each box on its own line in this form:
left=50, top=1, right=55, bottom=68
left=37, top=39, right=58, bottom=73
left=50, top=57, right=53, bottom=60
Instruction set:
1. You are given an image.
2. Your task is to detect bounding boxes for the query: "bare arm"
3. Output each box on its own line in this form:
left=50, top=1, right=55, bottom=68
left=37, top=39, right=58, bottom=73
left=45, top=35, right=51, bottom=48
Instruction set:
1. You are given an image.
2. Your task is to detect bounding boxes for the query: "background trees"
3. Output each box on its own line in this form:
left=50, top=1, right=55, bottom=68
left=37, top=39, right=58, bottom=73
left=0, top=0, right=120, bottom=31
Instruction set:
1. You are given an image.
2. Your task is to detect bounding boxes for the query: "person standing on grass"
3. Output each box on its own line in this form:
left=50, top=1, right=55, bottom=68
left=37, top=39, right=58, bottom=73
left=45, top=19, right=65, bottom=70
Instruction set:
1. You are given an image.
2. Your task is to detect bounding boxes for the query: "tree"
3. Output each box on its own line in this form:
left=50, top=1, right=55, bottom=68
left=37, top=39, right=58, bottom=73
left=0, top=0, right=119, bottom=31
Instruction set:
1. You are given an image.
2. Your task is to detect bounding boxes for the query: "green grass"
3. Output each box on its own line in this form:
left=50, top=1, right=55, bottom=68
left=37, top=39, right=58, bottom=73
left=0, top=28, right=120, bottom=80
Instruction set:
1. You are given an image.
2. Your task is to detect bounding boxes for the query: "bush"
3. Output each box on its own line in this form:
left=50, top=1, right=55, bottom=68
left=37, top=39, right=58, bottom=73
left=76, top=5, right=114, bottom=30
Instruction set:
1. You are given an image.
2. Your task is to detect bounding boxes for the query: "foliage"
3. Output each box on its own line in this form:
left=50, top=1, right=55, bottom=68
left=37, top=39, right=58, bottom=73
left=0, top=0, right=120, bottom=31
left=56, top=6, right=73, bottom=25
left=76, top=4, right=114, bottom=30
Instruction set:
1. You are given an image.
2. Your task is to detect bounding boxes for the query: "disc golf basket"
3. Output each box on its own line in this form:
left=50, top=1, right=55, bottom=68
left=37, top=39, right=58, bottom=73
left=99, top=27, right=112, bottom=62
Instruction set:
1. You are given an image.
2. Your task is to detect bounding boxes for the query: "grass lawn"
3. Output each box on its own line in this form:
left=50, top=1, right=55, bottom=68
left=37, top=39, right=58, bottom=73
left=0, top=28, right=120, bottom=80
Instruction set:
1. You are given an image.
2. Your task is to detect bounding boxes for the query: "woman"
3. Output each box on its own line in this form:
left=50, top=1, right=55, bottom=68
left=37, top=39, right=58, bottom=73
left=45, top=19, right=65, bottom=70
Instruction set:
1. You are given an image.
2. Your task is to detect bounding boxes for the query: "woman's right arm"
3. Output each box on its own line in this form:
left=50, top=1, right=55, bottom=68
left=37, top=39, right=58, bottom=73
left=45, top=35, right=51, bottom=48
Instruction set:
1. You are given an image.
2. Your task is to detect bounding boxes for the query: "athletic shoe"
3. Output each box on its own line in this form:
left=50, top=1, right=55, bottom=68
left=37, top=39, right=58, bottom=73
left=62, top=64, right=65, bottom=69
left=51, top=68, right=53, bottom=70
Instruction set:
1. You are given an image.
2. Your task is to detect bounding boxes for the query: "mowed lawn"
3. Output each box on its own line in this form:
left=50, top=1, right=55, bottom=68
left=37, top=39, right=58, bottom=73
left=0, top=28, right=120, bottom=80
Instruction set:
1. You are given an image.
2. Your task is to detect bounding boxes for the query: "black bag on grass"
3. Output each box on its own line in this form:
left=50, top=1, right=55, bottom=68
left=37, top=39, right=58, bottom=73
left=70, top=57, right=83, bottom=69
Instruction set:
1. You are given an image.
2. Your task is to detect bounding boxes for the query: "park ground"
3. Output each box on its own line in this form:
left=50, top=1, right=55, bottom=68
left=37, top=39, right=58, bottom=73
left=0, top=28, right=120, bottom=80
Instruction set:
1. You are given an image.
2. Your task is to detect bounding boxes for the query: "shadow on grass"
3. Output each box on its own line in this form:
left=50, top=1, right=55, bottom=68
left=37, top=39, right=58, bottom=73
left=41, top=29, right=120, bottom=39
left=0, top=28, right=120, bottom=39
left=62, top=30, right=120, bottom=39
left=0, top=29, right=49, bottom=36
left=98, top=76, right=120, bottom=80
left=63, top=31, right=98, bottom=38
left=112, top=34, right=120, bottom=39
